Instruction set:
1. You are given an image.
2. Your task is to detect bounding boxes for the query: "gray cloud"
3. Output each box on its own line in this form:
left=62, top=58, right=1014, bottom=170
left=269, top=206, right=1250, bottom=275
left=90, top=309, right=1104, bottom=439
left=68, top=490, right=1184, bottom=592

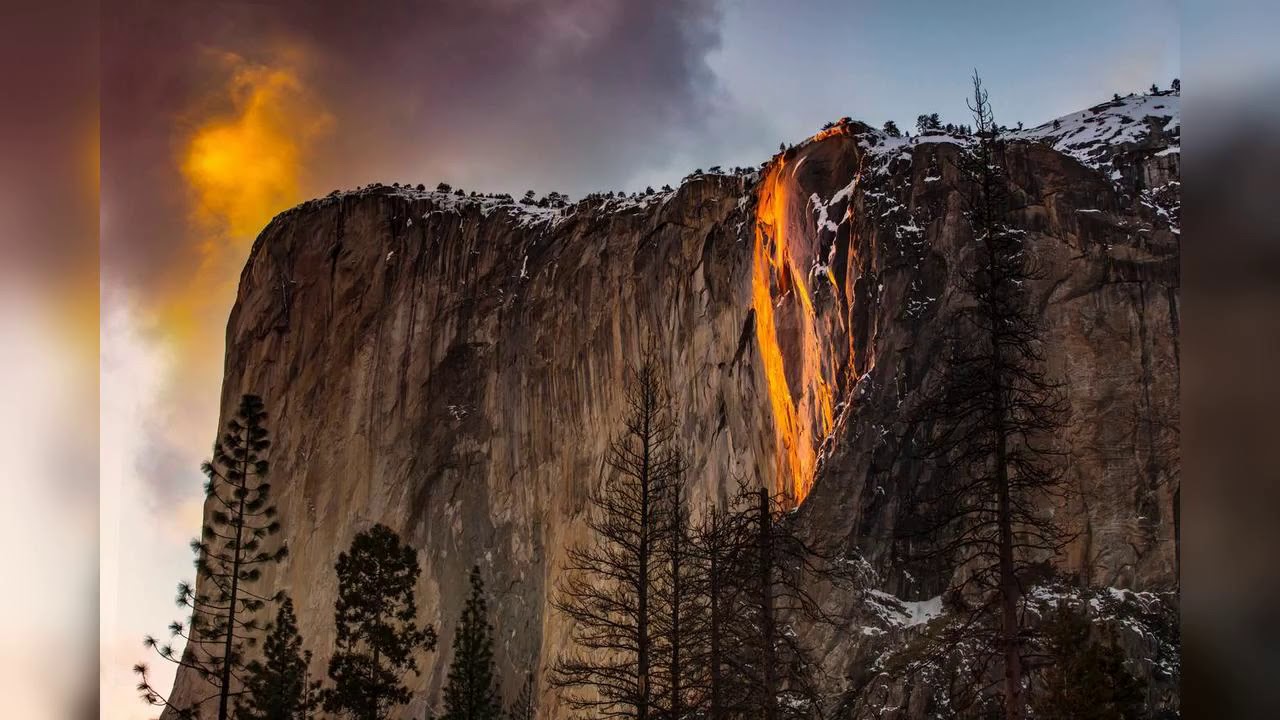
left=102, top=0, right=774, bottom=297
left=135, top=424, right=203, bottom=511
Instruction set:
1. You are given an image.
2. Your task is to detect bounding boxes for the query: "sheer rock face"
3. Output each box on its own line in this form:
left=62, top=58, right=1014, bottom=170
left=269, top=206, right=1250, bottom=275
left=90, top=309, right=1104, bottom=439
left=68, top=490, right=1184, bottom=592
left=169, top=113, right=1178, bottom=718
left=809, top=137, right=1180, bottom=595
left=171, top=175, right=781, bottom=718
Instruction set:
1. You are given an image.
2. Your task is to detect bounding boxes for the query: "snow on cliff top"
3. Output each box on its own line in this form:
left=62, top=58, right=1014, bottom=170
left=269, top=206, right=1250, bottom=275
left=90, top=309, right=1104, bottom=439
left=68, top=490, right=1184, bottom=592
left=856, top=91, right=1180, bottom=175
left=284, top=92, right=1178, bottom=231
left=291, top=184, right=581, bottom=230
left=288, top=170, right=750, bottom=231
left=1007, top=91, right=1180, bottom=170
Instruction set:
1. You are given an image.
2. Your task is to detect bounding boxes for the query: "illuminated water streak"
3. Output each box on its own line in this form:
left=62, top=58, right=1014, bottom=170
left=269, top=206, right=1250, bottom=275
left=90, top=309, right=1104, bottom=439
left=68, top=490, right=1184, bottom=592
left=751, top=157, right=840, bottom=505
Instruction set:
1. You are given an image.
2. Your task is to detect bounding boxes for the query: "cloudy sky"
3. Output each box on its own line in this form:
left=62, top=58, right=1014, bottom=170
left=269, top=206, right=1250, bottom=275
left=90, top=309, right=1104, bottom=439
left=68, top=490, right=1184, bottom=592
left=98, top=1, right=1177, bottom=717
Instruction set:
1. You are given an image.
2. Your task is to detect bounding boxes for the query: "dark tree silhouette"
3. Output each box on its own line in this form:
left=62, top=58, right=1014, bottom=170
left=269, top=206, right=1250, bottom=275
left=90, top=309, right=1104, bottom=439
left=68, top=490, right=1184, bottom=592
left=916, top=113, right=942, bottom=134
left=136, top=394, right=286, bottom=720
left=1031, top=606, right=1147, bottom=720
left=891, top=72, right=1072, bottom=720
left=505, top=673, right=536, bottom=720
left=652, top=449, right=697, bottom=720
left=235, top=596, right=320, bottom=720
left=687, top=484, right=860, bottom=720
left=882, top=120, right=902, bottom=138
left=441, top=566, right=504, bottom=720
left=688, top=506, right=744, bottom=720
left=322, top=524, right=437, bottom=720
left=732, top=486, right=847, bottom=720
left=550, top=359, right=681, bottom=720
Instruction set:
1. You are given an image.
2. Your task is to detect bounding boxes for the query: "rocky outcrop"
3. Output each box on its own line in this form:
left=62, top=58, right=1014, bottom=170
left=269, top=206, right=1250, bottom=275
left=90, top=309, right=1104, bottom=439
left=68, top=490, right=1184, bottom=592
left=167, top=95, right=1179, bottom=718
left=797, top=127, right=1179, bottom=717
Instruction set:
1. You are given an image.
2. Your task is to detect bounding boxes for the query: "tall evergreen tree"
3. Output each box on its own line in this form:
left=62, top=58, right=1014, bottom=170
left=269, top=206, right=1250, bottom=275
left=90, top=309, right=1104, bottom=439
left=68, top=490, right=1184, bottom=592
left=505, top=673, right=536, bottom=720
left=1031, top=606, right=1147, bottom=720
left=322, top=524, right=438, bottom=720
left=136, top=394, right=286, bottom=720
left=236, top=596, right=320, bottom=720
left=891, top=72, right=1072, bottom=720
left=550, top=359, right=682, bottom=720
left=441, top=566, right=504, bottom=720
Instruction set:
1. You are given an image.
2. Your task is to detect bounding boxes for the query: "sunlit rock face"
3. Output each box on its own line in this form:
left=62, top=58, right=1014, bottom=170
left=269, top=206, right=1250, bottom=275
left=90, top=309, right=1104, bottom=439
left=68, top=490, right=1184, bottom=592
left=166, top=175, right=795, bottom=719
left=167, top=96, right=1179, bottom=719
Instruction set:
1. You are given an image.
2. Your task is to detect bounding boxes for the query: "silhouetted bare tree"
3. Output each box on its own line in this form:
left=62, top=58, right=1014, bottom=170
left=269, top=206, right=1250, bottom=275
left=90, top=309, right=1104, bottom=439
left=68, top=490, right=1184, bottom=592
left=652, top=448, right=697, bottom=720
left=892, top=72, right=1073, bottom=720
left=552, top=357, right=860, bottom=720
left=550, top=359, right=682, bottom=720
left=687, top=505, right=743, bottom=720
left=683, top=483, right=860, bottom=720
left=733, top=486, right=852, bottom=720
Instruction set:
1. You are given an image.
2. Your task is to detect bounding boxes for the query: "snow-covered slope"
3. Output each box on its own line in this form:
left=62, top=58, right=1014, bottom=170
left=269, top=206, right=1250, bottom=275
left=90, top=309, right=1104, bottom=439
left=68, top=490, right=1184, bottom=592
left=850, top=90, right=1180, bottom=175
left=1009, top=91, right=1180, bottom=173
left=842, top=91, right=1181, bottom=234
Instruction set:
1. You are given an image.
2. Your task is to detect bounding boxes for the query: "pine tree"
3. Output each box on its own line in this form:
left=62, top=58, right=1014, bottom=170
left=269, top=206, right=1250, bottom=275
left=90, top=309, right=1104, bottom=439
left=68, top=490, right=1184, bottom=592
left=883, top=120, right=902, bottom=138
left=737, top=487, right=828, bottom=720
left=136, top=394, right=286, bottom=720
left=506, top=673, right=536, bottom=720
left=891, top=72, right=1072, bottom=720
left=236, top=596, right=319, bottom=720
left=917, top=113, right=942, bottom=134
left=1031, top=606, right=1147, bottom=719
left=322, top=524, right=438, bottom=720
left=442, top=566, right=504, bottom=720
left=550, top=359, right=682, bottom=720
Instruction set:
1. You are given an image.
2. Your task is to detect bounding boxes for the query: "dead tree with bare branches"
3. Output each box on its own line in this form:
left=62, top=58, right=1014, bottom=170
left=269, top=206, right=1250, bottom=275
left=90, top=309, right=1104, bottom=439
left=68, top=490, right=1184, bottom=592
left=891, top=73, right=1073, bottom=720
left=550, top=360, right=682, bottom=720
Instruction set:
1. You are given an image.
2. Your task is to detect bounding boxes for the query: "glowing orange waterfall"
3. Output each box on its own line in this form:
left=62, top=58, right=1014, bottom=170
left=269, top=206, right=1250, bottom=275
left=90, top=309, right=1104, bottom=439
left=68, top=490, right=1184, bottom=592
left=751, top=159, right=838, bottom=505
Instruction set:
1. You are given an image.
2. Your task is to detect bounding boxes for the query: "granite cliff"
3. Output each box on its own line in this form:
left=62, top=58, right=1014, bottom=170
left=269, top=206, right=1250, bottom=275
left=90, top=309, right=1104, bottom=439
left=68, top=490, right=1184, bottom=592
left=167, top=92, right=1180, bottom=718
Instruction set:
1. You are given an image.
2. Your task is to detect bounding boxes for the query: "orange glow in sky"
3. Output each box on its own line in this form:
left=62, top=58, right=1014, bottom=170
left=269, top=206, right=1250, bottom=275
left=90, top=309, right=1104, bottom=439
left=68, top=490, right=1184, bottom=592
left=102, top=54, right=333, bottom=720
left=160, top=55, right=332, bottom=350
left=182, top=61, right=330, bottom=238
